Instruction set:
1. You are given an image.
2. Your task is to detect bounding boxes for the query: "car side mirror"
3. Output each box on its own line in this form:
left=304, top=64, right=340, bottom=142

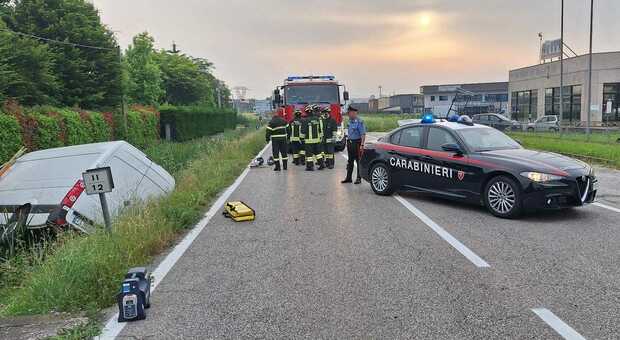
left=441, top=143, right=463, bottom=155
left=343, top=91, right=350, bottom=101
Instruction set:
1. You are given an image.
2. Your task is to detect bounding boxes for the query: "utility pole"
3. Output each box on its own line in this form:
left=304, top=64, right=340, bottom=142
left=559, top=0, right=564, bottom=135
left=216, top=85, right=222, bottom=108
left=118, top=47, right=127, bottom=138
left=586, top=0, right=594, bottom=137
left=538, top=32, right=543, bottom=64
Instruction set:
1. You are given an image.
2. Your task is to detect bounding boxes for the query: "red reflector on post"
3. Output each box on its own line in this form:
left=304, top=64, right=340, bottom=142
left=61, top=180, right=85, bottom=208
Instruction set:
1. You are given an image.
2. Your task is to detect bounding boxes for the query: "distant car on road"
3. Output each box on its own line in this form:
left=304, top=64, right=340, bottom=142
left=360, top=116, right=597, bottom=218
left=527, top=115, right=560, bottom=132
left=472, top=113, right=521, bottom=132
left=0, top=141, right=175, bottom=233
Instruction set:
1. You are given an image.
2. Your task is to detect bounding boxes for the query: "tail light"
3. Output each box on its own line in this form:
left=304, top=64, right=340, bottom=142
left=53, top=180, right=85, bottom=226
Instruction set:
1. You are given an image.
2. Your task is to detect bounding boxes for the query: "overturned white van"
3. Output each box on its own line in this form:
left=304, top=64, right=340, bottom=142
left=0, top=141, right=175, bottom=233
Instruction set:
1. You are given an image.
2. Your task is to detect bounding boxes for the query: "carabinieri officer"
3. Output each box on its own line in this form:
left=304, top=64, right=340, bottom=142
left=342, top=106, right=366, bottom=184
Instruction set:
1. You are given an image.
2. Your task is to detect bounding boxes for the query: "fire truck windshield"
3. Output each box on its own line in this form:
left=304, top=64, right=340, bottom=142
left=285, top=84, right=339, bottom=105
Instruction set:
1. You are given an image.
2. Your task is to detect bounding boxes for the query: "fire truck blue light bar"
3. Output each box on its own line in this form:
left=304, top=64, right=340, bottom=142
left=287, top=75, right=335, bottom=81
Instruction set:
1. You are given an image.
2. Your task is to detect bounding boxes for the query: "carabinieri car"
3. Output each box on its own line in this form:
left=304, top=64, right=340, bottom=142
left=360, top=115, right=598, bottom=218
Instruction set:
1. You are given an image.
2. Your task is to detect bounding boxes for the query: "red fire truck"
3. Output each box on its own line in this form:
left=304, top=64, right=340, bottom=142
left=272, top=75, right=349, bottom=151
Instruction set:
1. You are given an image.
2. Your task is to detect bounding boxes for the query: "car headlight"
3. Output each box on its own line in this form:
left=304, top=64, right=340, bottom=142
left=520, top=172, right=564, bottom=182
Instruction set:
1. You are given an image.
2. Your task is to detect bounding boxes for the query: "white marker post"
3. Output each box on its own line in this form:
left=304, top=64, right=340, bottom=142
left=82, top=167, right=115, bottom=233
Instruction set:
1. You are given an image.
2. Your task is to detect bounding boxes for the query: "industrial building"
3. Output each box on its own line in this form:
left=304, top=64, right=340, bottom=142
left=508, top=51, right=620, bottom=125
left=420, top=82, right=509, bottom=117
left=362, top=94, right=424, bottom=114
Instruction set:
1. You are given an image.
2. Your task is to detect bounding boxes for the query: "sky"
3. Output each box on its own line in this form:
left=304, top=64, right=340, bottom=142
left=92, top=0, right=620, bottom=99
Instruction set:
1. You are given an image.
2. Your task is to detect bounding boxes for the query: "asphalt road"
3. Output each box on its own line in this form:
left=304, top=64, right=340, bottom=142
left=116, top=137, right=620, bottom=339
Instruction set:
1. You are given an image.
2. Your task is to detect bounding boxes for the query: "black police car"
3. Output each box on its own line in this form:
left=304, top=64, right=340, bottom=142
left=360, top=115, right=598, bottom=218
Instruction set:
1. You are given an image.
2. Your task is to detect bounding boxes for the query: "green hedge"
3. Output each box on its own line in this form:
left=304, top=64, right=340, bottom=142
left=0, top=106, right=160, bottom=165
left=58, top=109, right=92, bottom=146
left=159, top=105, right=237, bottom=142
left=32, top=113, right=62, bottom=149
left=0, top=114, right=22, bottom=163
left=89, top=111, right=112, bottom=143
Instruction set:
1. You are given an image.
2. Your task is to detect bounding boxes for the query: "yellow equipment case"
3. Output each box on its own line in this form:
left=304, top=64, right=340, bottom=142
left=223, top=201, right=255, bottom=222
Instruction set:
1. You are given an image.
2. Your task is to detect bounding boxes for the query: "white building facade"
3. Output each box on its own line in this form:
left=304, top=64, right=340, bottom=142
left=508, top=51, right=620, bottom=125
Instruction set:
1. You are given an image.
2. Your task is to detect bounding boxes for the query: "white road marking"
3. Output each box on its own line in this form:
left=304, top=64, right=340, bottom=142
left=592, top=202, right=620, bottom=213
left=532, top=308, right=586, bottom=340
left=339, top=152, right=489, bottom=268
left=394, top=195, right=490, bottom=268
left=97, top=142, right=271, bottom=340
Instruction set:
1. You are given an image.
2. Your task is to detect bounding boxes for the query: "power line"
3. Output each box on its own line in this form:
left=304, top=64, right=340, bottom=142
left=0, top=27, right=115, bottom=51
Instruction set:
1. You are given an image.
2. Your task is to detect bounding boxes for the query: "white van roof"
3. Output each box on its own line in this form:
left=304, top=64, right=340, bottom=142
left=0, top=141, right=140, bottom=205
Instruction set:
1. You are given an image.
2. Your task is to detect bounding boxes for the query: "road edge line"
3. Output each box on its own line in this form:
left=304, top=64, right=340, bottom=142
left=531, top=308, right=586, bottom=340
left=97, top=142, right=271, bottom=340
left=394, top=195, right=490, bottom=268
left=592, top=202, right=620, bottom=213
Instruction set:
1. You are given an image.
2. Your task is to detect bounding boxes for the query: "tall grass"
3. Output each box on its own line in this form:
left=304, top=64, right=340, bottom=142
left=509, top=132, right=620, bottom=169
left=1, top=129, right=266, bottom=315
left=356, top=114, right=420, bottom=132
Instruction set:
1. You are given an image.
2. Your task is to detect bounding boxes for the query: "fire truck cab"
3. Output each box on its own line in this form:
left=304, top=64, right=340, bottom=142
left=272, top=75, right=349, bottom=151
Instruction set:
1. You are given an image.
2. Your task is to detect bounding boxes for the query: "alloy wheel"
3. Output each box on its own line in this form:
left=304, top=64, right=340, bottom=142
left=371, top=166, right=389, bottom=193
left=487, top=181, right=516, bottom=214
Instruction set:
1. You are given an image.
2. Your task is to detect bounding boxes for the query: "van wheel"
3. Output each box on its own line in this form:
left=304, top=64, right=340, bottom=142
left=370, top=163, right=394, bottom=196
left=484, top=176, right=522, bottom=218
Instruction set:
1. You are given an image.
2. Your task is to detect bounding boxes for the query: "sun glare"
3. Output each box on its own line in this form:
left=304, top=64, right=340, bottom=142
left=418, top=13, right=432, bottom=27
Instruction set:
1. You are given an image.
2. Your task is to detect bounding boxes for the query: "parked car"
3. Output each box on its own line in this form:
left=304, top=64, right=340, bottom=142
left=0, top=141, right=175, bottom=234
left=527, top=115, right=560, bottom=132
left=472, top=113, right=521, bottom=131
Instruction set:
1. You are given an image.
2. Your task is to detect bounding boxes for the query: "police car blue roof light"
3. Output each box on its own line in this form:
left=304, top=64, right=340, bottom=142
left=421, top=114, right=435, bottom=124
left=458, top=115, right=474, bottom=126
left=447, top=114, right=460, bottom=122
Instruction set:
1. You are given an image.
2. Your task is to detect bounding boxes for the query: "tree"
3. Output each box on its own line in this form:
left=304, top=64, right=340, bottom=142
left=8, top=0, right=121, bottom=109
left=154, top=51, right=212, bottom=106
left=125, top=32, right=164, bottom=106
left=0, top=18, right=60, bottom=106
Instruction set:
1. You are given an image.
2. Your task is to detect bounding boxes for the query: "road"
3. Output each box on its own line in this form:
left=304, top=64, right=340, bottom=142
left=112, top=136, right=620, bottom=339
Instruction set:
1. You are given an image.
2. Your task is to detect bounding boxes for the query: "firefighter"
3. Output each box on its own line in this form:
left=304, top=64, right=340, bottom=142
left=289, top=109, right=304, bottom=166
left=301, top=105, right=323, bottom=171
left=265, top=110, right=289, bottom=171
left=320, top=107, right=338, bottom=169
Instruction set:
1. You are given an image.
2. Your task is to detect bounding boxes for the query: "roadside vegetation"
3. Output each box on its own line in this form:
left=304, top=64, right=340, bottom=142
left=357, top=113, right=420, bottom=132
left=509, top=132, right=620, bottom=169
left=0, top=128, right=265, bottom=316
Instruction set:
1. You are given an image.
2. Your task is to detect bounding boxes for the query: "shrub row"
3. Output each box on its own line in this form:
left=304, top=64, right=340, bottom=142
left=0, top=114, right=23, bottom=164
left=0, top=105, right=160, bottom=164
left=159, top=105, right=237, bottom=142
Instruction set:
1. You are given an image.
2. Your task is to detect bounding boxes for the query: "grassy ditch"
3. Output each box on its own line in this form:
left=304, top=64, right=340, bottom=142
left=0, top=128, right=265, bottom=316
left=509, top=132, right=620, bottom=169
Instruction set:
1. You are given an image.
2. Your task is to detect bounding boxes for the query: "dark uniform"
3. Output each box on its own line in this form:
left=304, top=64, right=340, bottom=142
left=320, top=110, right=338, bottom=169
left=265, top=114, right=289, bottom=171
left=289, top=111, right=304, bottom=166
left=301, top=109, right=323, bottom=171
left=342, top=108, right=366, bottom=183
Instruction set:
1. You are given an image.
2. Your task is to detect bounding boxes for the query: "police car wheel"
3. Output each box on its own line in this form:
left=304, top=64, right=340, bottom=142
left=370, top=163, right=394, bottom=196
left=484, top=176, right=522, bottom=218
